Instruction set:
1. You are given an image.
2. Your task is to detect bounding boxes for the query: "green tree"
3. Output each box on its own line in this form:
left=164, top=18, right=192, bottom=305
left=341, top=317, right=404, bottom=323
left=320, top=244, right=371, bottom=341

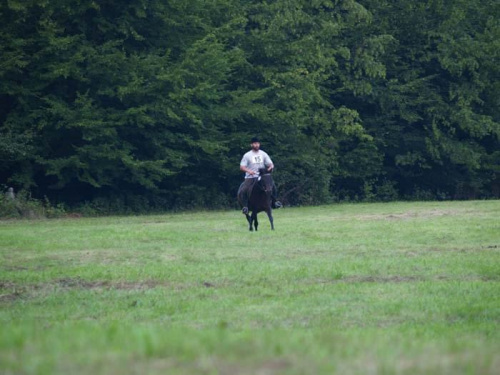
left=230, top=0, right=391, bottom=204
left=359, top=0, right=500, bottom=199
left=1, top=0, right=498, bottom=212
left=0, top=0, right=250, bottom=208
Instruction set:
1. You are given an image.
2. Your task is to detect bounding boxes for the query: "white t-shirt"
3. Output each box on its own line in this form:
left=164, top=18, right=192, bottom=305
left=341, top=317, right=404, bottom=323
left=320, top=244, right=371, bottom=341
left=240, top=150, right=273, bottom=179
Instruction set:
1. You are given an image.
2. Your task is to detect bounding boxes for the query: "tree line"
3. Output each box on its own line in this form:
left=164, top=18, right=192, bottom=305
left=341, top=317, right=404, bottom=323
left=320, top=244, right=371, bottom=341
left=1, top=0, right=499, bottom=213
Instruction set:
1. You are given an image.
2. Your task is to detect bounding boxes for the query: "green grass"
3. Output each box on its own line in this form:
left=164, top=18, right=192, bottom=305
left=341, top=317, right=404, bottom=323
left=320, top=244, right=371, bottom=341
left=1, top=200, right=499, bottom=374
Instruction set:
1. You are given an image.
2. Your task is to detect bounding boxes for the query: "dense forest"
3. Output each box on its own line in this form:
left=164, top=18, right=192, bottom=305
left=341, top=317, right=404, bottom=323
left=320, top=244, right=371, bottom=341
left=1, top=0, right=499, bottom=213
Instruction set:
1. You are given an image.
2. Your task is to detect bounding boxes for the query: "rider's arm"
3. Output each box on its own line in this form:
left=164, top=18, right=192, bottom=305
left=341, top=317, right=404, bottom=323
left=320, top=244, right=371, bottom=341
left=263, top=152, right=274, bottom=172
left=240, top=165, right=256, bottom=175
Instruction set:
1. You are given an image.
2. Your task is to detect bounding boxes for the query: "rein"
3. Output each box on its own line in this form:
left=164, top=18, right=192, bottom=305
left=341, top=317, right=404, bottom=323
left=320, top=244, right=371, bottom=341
left=255, top=174, right=273, bottom=193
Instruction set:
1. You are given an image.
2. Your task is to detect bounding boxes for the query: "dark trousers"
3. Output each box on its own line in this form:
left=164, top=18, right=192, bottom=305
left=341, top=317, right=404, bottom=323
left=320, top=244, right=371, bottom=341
left=237, top=178, right=257, bottom=208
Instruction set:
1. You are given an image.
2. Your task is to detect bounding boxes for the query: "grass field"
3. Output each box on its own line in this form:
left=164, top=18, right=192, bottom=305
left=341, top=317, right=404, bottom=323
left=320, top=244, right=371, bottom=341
left=1, top=200, right=499, bottom=374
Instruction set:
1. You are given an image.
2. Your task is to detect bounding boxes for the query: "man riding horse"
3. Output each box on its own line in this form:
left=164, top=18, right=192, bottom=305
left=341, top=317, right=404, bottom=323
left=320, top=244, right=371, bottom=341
left=238, top=136, right=282, bottom=214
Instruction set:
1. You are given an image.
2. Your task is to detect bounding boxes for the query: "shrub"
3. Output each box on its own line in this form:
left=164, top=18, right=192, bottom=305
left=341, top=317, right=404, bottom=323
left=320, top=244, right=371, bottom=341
left=0, top=187, right=66, bottom=219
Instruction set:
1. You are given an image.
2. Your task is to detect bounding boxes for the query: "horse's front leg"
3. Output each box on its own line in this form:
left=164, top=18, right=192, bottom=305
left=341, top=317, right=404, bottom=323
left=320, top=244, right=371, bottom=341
left=266, top=208, right=274, bottom=230
left=253, top=212, right=259, bottom=231
left=245, top=213, right=253, bottom=231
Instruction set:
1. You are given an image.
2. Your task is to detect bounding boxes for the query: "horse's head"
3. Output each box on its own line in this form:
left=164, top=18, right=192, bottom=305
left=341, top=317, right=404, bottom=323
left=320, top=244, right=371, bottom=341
left=256, top=168, right=273, bottom=193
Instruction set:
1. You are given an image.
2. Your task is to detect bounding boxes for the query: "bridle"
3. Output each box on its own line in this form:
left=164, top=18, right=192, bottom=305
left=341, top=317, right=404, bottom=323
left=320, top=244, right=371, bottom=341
left=256, top=174, right=273, bottom=193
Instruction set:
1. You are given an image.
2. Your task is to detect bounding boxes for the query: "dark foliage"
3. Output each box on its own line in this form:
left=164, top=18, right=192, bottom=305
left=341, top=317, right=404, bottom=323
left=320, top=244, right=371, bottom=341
left=1, top=0, right=498, bottom=214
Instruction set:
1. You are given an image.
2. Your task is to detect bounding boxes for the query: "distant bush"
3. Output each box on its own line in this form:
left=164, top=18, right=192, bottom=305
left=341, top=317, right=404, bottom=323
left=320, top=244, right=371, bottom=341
left=375, top=180, right=399, bottom=202
left=0, top=188, right=66, bottom=219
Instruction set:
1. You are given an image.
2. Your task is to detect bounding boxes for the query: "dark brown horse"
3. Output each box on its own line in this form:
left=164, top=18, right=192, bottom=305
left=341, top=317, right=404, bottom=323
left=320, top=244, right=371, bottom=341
left=239, top=169, right=275, bottom=231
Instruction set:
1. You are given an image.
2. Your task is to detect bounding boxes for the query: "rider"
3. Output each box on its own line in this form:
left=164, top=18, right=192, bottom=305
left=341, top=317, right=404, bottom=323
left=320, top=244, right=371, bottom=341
left=238, top=136, right=282, bottom=214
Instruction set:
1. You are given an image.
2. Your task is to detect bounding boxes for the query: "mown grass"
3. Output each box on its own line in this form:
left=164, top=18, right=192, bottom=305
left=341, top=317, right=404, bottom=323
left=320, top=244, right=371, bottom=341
left=1, top=200, right=499, bottom=374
